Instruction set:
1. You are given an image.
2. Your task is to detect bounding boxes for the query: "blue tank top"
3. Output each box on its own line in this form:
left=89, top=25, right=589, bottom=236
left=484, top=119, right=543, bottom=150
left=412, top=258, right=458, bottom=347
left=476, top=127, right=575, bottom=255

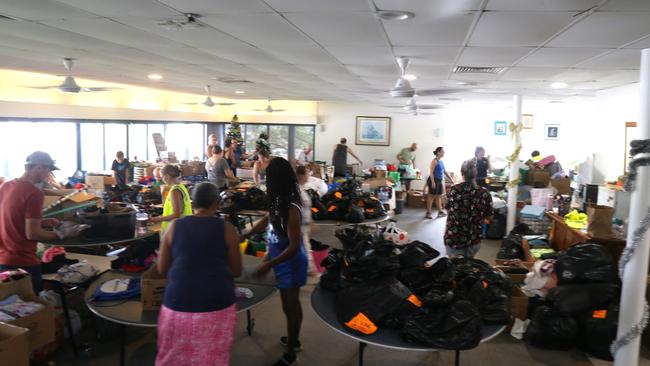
left=434, top=160, right=445, bottom=180
left=163, top=216, right=236, bottom=312
left=267, top=204, right=307, bottom=266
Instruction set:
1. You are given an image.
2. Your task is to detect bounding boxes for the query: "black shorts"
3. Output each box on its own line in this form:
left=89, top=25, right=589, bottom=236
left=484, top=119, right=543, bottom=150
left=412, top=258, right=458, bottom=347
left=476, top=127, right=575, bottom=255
left=427, top=177, right=443, bottom=195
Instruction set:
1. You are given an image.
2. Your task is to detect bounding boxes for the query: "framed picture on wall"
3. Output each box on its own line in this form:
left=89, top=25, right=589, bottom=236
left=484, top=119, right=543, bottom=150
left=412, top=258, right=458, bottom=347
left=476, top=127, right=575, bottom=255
left=545, top=124, right=560, bottom=140
left=355, top=116, right=391, bottom=146
left=494, top=121, right=507, bottom=136
left=522, top=114, right=534, bottom=129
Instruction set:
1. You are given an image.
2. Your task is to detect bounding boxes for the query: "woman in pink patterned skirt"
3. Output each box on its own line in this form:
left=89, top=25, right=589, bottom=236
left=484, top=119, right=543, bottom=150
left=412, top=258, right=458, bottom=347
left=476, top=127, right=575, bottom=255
left=155, top=182, right=242, bottom=366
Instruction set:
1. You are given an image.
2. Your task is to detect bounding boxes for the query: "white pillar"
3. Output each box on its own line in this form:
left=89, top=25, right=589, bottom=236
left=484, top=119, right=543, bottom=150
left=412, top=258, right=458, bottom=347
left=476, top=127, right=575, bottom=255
left=506, top=95, right=522, bottom=233
left=615, top=48, right=650, bottom=366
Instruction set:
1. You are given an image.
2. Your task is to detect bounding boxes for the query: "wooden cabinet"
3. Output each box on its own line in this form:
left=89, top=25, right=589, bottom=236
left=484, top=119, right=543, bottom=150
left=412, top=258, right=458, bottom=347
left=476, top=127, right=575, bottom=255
left=546, top=212, right=625, bottom=261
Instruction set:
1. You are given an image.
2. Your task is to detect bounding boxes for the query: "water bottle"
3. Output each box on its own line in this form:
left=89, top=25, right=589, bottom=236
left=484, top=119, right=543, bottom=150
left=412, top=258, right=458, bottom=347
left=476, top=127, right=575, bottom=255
left=136, top=211, right=149, bottom=236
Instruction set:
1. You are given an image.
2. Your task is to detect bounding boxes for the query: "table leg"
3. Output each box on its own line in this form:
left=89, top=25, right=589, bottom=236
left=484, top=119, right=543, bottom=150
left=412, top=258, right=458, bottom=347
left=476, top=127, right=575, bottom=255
left=246, top=310, right=255, bottom=335
left=358, top=342, right=367, bottom=366
left=120, top=324, right=126, bottom=366
left=455, top=349, right=460, bottom=366
left=56, top=282, right=79, bottom=359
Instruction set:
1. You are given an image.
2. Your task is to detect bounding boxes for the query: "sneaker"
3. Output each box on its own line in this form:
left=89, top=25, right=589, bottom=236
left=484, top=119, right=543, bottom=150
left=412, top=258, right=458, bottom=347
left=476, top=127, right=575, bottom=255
left=280, top=337, right=303, bottom=352
left=272, top=353, right=297, bottom=366
left=436, top=211, right=447, bottom=218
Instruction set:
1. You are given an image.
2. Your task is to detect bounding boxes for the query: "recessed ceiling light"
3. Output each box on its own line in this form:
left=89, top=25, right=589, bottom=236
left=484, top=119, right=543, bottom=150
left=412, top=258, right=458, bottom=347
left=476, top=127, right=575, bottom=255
left=550, top=81, right=568, bottom=89
left=376, top=10, right=415, bottom=21
left=403, top=74, right=417, bottom=81
left=455, top=81, right=470, bottom=85
left=235, top=90, right=245, bottom=94
left=147, top=74, right=163, bottom=80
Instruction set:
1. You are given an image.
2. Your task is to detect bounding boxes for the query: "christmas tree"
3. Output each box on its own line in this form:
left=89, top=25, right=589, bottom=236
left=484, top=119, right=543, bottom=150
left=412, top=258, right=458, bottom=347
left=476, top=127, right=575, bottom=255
left=226, top=114, right=243, bottom=147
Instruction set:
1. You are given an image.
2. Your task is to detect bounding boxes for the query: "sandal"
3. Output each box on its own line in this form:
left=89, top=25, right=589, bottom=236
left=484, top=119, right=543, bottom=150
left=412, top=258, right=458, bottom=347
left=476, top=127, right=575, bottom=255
left=437, top=211, right=447, bottom=218
left=272, top=353, right=297, bottom=366
left=280, top=336, right=303, bottom=352
left=424, top=213, right=433, bottom=219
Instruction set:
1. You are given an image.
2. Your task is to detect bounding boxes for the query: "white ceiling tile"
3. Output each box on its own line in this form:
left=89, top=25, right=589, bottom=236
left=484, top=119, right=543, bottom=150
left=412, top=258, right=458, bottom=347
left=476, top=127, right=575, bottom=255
left=0, top=22, right=122, bottom=50
left=283, top=12, right=385, bottom=46
left=500, top=66, right=564, bottom=80
left=408, top=65, right=452, bottom=78
left=547, top=13, right=650, bottom=48
left=156, top=0, right=272, bottom=15
left=469, top=12, right=575, bottom=47
left=600, top=0, right=650, bottom=11
left=0, top=0, right=97, bottom=20
left=457, top=47, right=534, bottom=66
left=518, top=47, right=609, bottom=67
left=295, top=63, right=354, bottom=76
left=486, top=0, right=601, bottom=11
left=549, top=68, right=611, bottom=82
left=324, top=46, right=394, bottom=65
left=100, top=47, right=184, bottom=65
left=383, top=12, right=474, bottom=46
left=258, top=45, right=336, bottom=64
left=200, top=45, right=283, bottom=64
left=39, top=18, right=172, bottom=47
left=265, top=0, right=371, bottom=12
left=392, top=47, right=460, bottom=65
left=201, top=14, right=312, bottom=46
left=577, top=50, right=642, bottom=69
left=0, top=33, right=90, bottom=59
left=623, top=36, right=650, bottom=49
left=449, top=73, right=502, bottom=81
left=51, top=0, right=178, bottom=18
left=346, top=64, right=398, bottom=76
left=375, top=0, right=481, bottom=13
left=245, top=63, right=312, bottom=76
left=138, top=46, right=226, bottom=65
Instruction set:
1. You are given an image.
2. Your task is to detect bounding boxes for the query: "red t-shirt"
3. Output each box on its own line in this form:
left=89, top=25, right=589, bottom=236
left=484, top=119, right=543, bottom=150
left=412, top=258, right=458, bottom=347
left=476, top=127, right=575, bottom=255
left=0, top=179, right=44, bottom=266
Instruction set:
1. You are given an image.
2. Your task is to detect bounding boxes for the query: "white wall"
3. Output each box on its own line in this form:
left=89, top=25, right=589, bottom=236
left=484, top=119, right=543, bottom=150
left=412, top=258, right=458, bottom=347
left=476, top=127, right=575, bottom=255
left=315, top=90, right=640, bottom=183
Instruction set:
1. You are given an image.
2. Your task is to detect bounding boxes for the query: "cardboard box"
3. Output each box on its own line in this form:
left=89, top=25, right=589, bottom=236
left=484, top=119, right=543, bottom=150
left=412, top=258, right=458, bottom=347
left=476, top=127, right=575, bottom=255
left=0, top=322, right=29, bottom=366
left=365, top=178, right=394, bottom=189
left=145, top=165, right=156, bottom=177
left=189, top=161, right=206, bottom=176
left=528, top=170, right=550, bottom=187
left=373, top=170, right=387, bottom=178
left=551, top=178, right=571, bottom=195
left=406, top=190, right=425, bottom=208
left=0, top=275, right=55, bottom=350
left=495, top=240, right=535, bottom=268
left=179, top=164, right=194, bottom=177
left=42, top=190, right=100, bottom=220
left=85, top=175, right=116, bottom=189
left=141, top=266, right=167, bottom=311
left=494, top=262, right=532, bottom=284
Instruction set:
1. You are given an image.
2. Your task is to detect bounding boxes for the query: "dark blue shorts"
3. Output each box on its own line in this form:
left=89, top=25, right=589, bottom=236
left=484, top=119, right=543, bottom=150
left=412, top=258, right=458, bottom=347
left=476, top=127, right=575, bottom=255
left=271, top=249, right=308, bottom=289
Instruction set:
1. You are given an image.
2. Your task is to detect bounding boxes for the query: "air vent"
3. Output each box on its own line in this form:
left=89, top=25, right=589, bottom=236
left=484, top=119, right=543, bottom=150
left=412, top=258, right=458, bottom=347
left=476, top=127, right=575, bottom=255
left=216, top=77, right=255, bottom=84
left=0, top=14, right=17, bottom=21
left=453, top=66, right=505, bottom=74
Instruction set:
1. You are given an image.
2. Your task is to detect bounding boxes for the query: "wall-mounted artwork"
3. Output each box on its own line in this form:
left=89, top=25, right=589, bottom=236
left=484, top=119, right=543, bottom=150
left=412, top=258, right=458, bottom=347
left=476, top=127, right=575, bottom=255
left=545, top=124, right=560, bottom=140
left=356, top=116, right=391, bottom=146
left=522, top=114, right=534, bottom=129
left=494, top=121, right=507, bottom=136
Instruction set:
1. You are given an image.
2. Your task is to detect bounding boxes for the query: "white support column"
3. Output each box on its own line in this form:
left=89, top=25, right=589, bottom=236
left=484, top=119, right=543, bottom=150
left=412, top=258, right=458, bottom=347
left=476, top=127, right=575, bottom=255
left=615, top=48, right=650, bottom=366
left=506, top=95, right=522, bottom=233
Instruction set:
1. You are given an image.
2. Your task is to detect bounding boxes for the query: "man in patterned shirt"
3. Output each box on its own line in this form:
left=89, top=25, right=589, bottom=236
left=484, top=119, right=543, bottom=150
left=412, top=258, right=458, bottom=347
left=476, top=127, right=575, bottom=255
left=444, top=159, right=493, bottom=258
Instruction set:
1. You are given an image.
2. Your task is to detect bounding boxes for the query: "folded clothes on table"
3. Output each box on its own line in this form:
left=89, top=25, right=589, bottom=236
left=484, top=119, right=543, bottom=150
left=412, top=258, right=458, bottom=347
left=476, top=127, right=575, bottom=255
left=0, top=294, right=45, bottom=321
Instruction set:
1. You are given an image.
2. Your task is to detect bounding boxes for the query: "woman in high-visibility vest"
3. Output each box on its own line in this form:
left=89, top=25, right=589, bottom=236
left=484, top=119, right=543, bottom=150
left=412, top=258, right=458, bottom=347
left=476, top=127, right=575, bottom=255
left=150, top=165, right=192, bottom=233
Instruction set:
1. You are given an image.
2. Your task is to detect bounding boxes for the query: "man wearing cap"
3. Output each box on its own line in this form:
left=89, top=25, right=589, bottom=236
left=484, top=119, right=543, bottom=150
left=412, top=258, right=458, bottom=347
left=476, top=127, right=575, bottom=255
left=0, top=152, right=62, bottom=292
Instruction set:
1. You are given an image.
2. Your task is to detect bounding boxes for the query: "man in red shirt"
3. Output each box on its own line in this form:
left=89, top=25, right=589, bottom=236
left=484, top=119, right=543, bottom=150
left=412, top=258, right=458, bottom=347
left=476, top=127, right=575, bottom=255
left=0, top=152, right=62, bottom=292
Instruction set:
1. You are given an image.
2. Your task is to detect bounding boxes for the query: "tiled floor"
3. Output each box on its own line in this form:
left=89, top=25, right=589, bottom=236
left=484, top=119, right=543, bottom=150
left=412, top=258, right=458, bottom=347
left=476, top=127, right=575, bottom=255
left=49, top=208, right=650, bottom=366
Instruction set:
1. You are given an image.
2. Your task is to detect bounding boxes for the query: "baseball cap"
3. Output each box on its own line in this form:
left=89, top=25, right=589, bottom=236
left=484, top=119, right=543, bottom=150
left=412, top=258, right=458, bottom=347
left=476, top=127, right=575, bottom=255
left=25, top=151, right=59, bottom=170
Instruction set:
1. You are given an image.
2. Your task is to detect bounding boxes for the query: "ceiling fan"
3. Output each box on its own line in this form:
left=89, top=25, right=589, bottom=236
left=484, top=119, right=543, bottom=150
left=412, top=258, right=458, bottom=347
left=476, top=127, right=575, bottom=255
left=254, top=97, right=286, bottom=112
left=383, top=97, right=444, bottom=112
left=182, top=85, right=236, bottom=107
left=389, top=57, right=463, bottom=98
left=394, top=110, right=438, bottom=116
left=25, top=58, right=121, bottom=93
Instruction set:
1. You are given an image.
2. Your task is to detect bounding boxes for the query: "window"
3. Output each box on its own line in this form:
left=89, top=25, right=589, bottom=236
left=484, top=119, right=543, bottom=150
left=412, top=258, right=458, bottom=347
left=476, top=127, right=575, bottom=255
left=128, top=123, right=148, bottom=162
left=294, top=126, right=315, bottom=161
left=269, top=125, right=289, bottom=159
left=166, top=123, right=205, bottom=161
left=147, top=124, right=165, bottom=161
left=80, top=123, right=104, bottom=172
left=104, top=123, right=127, bottom=170
left=0, top=121, right=77, bottom=180
left=244, top=124, right=268, bottom=154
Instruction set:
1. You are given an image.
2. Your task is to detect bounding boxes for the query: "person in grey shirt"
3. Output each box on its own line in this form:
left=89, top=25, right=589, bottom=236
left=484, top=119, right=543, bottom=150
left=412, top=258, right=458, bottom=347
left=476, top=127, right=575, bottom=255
left=206, top=145, right=234, bottom=191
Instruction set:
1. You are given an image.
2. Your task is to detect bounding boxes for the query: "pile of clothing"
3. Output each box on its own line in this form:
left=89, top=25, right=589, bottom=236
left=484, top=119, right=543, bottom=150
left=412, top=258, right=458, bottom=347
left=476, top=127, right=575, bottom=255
left=310, top=179, right=386, bottom=223
left=319, top=225, right=512, bottom=350
left=0, top=294, right=46, bottom=322
left=218, top=187, right=268, bottom=214
left=521, top=243, right=620, bottom=360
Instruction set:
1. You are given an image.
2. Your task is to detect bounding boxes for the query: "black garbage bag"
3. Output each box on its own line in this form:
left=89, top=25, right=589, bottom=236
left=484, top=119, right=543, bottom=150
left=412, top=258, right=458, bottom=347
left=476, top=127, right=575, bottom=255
left=345, top=203, right=365, bottom=223
left=319, top=248, right=345, bottom=291
left=524, top=306, right=578, bottom=349
left=576, top=301, right=619, bottom=361
left=334, top=226, right=375, bottom=252
left=345, top=241, right=400, bottom=282
left=110, top=235, right=160, bottom=269
left=546, top=283, right=620, bottom=315
left=555, top=243, right=617, bottom=285
left=511, top=223, right=536, bottom=236
left=336, top=279, right=412, bottom=334
left=452, top=257, right=511, bottom=293
left=402, top=300, right=482, bottom=350
left=421, top=286, right=455, bottom=308
left=399, top=257, right=454, bottom=296
left=137, top=189, right=162, bottom=205
left=239, top=187, right=268, bottom=210
left=359, top=194, right=386, bottom=219
left=324, top=199, right=349, bottom=221
left=398, top=241, right=440, bottom=269
left=121, top=185, right=141, bottom=203
left=307, top=189, right=328, bottom=220
left=218, top=190, right=241, bottom=214
left=496, top=233, right=525, bottom=260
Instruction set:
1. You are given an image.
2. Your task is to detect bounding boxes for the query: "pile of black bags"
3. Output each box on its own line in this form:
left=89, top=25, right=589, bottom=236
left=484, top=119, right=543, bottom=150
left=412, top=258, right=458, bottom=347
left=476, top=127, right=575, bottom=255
left=310, top=179, right=386, bottom=223
left=524, top=243, right=620, bottom=360
left=218, top=187, right=268, bottom=213
left=320, top=225, right=512, bottom=349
